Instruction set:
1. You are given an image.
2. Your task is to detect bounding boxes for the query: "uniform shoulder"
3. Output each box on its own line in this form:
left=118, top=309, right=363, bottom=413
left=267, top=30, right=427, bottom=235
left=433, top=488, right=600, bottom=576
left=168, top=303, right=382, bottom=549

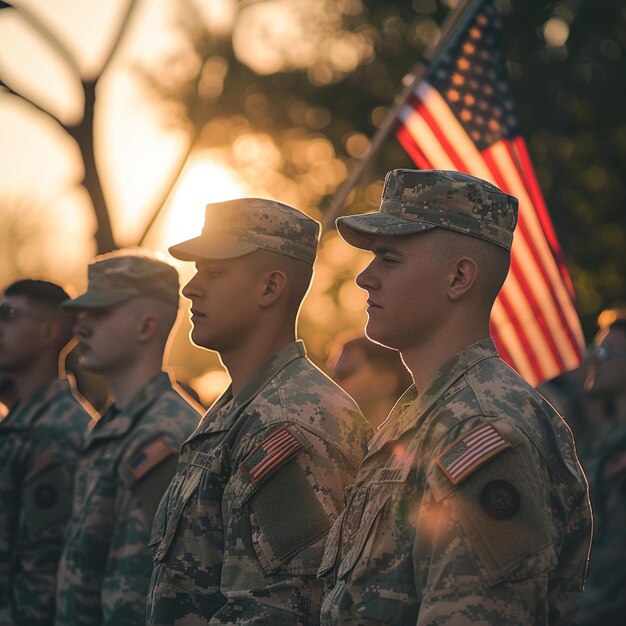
left=239, top=356, right=371, bottom=463
left=272, top=355, right=362, bottom=413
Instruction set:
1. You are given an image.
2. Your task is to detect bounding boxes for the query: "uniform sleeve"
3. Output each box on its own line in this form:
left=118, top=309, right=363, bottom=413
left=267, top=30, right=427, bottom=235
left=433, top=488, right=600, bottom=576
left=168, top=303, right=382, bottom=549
left=214, top=420, right=364, bottom=625
left=100, top=437, right=179, bottom=626
left=7, top=446, right=75, bottom=626
left=416, top=420, right=565, bottom=626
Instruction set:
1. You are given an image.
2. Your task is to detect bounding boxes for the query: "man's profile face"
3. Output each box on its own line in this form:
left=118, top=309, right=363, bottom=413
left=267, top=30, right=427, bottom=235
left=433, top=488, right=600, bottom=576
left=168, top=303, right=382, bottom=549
left=0, top=295, right=49, bottom=372
left=73, top=303, right=137, bottom=374
left=585, top=326, right=626, bottom=396
left=355, top=232, right=449, bottom=353
left=182, top=255, right=262, bottom=352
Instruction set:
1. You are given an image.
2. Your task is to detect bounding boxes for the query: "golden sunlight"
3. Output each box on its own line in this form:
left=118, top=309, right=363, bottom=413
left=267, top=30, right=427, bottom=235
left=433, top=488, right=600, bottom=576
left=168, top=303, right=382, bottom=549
left=156, top=155, right=248, bottom=252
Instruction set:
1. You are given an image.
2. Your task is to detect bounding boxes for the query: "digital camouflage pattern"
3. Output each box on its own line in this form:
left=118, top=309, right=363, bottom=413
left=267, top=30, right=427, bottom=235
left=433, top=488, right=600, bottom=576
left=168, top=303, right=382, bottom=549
left=168, top=198, right=321, bottom=264
left=55, top=372, right=201, bottom=626
left=62, top=252, right=180, bottom=310
left=319, top=339, right=591, bottom=625
left=0, top=378, right=90, bottom=625
left=581, top=420, right=626, bottom=626
left=336, top=169, right=519, bottom=251
left=147, top=341, right=372, bottom=625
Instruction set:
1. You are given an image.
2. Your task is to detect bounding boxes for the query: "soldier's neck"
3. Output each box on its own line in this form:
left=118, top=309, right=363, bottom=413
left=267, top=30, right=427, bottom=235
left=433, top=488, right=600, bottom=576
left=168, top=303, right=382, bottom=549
left=221, top=331, right=295, bottom=398
left=107, top=361, right=163, bottom=410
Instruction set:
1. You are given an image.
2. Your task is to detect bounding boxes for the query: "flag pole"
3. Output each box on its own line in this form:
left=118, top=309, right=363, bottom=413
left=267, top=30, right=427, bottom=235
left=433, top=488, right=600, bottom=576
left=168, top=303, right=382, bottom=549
left=322, top=0, right=479, bottom=232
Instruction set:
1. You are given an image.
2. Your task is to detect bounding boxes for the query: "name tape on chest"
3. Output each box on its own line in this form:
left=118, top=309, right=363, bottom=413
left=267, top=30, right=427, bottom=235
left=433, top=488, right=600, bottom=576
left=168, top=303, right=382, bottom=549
left=436, top=423, right=511, bottom=485
left=242, top=427, right=303, bottom=485
left=130, top=437, right=174, bottom=481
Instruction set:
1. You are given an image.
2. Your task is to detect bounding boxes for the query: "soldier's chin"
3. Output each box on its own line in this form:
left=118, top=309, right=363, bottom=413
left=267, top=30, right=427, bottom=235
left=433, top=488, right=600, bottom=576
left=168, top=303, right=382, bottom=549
left=189, top=326, right=211, bottom=350
left=364, top=322, right=395, bottom=351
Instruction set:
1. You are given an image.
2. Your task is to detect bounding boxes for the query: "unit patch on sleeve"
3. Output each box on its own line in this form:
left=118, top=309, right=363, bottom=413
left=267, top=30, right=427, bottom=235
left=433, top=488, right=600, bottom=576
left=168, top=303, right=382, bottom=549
left=130, top=438, right=175, bottom=481
left=242, top=427, right=303, bottom=485
left=436, top=423, right=511, bottom=485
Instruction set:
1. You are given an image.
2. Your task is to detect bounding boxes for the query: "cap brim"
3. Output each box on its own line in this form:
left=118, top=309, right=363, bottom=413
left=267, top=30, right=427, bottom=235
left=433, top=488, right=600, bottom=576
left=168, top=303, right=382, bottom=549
left=61, top=289, right=131, bottom=311
left=336, top=212, right=436, bottom=250
left=168, top=235, right=259, bottom=262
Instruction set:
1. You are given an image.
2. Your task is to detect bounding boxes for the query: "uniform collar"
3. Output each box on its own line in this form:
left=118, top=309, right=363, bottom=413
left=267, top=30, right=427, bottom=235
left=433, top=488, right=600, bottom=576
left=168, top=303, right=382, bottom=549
left=1, top=378, right=70, bottom=431
left=367, top=338, right=498, bottom=452
left=193, top=341, right=306, bottom=436
left=85, top=371, right=172, bottom=446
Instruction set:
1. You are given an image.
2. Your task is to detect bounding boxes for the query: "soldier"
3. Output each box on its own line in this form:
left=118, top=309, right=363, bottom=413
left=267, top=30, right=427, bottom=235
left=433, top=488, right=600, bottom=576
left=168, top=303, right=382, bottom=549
left=146, top=199, right=372, bottom=625
left=54, top=252, right=202, bottom=626
left=318, top=169, right=592, bottom=625
left=0, top=280, right=91, bottom=625
left=581, top=316, right=626, bottom=626
left=326, top=334, right=412, bottom=429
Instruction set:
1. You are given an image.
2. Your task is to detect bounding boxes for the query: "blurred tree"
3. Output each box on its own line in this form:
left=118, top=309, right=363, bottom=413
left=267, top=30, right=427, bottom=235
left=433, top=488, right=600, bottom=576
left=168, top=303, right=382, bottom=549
left=0, top=0, right=196, bottom=255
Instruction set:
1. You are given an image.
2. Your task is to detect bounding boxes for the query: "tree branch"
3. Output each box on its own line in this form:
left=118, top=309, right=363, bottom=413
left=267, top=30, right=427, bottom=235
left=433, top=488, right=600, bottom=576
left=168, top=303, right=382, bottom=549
left=11, top=2, right=82, bottom=78
left=0, top=80, right=66, bottom=129
left=99, top=0, right=142, bottom=77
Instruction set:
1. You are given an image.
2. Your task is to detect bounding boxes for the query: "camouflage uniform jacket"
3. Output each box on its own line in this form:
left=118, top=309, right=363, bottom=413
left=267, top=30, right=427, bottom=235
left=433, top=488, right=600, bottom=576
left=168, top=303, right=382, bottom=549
left=319, top=338, right=592, bottom=626
left=581, top=420, right=626, bottom=626
left=147, top=341, right=372, bottom=625
left=54, top=372, right=201, bottom=626
left=0, top=378, right=90, bottom=626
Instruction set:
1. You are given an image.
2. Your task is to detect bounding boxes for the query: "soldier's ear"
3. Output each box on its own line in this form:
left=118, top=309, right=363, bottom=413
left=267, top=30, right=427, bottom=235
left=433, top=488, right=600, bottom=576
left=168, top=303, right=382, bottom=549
left=448, top=256, right=479, bottom=301
left=259, top=270, right=287, bottom=307
left=137, top=313, right=159, bottom=343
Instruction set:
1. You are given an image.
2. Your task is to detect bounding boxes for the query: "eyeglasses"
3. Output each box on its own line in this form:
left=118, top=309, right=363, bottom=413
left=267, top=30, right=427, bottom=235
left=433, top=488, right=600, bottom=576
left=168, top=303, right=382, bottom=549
left=588, top=344, right=626, bottom=362
left=0, top=302, right=50, bottom=323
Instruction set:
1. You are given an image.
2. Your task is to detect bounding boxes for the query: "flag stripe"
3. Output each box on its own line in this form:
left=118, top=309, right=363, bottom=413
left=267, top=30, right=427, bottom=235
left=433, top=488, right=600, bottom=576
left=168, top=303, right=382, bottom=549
left=487, top=142, right=583, bottom=363
left=481, top=146, right=576, bottom=371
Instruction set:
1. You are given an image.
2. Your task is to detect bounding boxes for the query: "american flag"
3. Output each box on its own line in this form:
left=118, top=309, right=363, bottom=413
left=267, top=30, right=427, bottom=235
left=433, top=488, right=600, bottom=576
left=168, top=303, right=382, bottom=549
left=395, top=0, right=584, bottom=386
left=242, top=428, right=303, bottom=484
left=436, top=423, right=511, bottom=484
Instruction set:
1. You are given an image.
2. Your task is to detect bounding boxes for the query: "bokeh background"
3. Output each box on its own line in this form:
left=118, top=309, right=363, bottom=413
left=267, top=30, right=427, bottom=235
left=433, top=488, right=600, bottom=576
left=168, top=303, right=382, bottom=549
left=1, top=0, right=624, bottom=403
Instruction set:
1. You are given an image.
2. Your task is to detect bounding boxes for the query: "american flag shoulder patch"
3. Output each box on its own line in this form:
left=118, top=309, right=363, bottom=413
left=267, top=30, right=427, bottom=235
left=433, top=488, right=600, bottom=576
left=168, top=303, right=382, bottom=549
left=242, top=427, right=303, bottom=485
left=436, top=423, right=511, bottom=485
left=130, top=437, right=175, bottom=481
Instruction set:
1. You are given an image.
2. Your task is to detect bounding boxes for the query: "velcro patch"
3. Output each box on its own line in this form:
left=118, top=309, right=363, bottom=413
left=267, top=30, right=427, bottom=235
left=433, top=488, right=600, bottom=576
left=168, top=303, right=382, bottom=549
left=436, top=423, right=511, bottom=485
left=242, top=427, right=303, bottom=485
left=130, top=438, right=174, bottom=481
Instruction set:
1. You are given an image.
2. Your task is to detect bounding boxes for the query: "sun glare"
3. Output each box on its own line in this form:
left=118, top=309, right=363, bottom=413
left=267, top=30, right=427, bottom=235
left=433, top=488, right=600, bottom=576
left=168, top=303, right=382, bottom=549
left=157, top=156, right=248, bottom=252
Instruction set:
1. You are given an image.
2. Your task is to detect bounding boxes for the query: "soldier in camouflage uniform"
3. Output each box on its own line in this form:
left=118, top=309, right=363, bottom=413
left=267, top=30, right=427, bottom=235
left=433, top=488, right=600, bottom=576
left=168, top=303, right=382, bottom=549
left=146, top=199, right=372, bottom=625
left=581, top=317, right=626, bottom=626
left=0, top=280, right=91, bottom=625
left=318, top=169, right=592, bottom=625
left=54, top=252, right=202, bottom=626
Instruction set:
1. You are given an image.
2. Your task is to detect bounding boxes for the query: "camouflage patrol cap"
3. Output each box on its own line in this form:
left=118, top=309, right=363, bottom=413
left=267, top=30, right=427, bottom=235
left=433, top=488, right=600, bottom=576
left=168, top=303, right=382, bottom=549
left=62, top=251, right=180, bottom=310
left=336, top=169, right=519, bottom=251
left=168, top=198, right=320, bottom=265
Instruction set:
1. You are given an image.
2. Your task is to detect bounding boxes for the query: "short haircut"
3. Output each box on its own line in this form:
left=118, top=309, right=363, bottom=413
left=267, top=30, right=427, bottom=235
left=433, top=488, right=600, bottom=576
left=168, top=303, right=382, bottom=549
left=4, top=279, right=72, bottom=307
left=4, top=279, right=76, bottom=348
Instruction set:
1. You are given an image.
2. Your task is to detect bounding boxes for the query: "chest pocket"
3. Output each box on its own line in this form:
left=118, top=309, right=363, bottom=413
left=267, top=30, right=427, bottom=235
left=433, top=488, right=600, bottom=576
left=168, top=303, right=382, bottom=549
left=335, top=465, right=411, bottom=581
left=150, top=448, right=225, bottom=562
left=66, top=455, right=117, bottom=545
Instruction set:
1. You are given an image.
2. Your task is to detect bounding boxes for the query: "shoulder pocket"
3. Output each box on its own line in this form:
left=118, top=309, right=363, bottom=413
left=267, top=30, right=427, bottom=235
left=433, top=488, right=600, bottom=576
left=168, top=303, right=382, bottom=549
left=247, top=456, right=333, bottom=575
left=427, top=439, right=556, bottom=586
